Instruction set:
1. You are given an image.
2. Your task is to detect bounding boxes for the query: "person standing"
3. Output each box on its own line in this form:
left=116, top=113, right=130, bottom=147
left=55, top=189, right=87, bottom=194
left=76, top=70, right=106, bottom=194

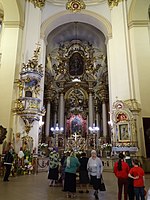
left=18, top=147, right=24, bottom=166
left=3, top=149, right=14, bottom=182
left=60, top=152, right=70, bottom=190
left=87, top=150, right=103, bottom=200
left=79, top=152, right=89, bottom=193
left=48, top=150, right=60, bottom=187
left=125, top=151, right=134, bottom=200
left=64, top=151, right=80, bottom=198
left=114, top=152, right=130, bottom=200
left=128, top=159, right=145, bottom=200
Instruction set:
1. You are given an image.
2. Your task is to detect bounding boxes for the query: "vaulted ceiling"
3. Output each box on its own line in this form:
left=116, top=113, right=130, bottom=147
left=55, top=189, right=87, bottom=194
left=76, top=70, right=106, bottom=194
left=46, top=22, right=106, bottom=57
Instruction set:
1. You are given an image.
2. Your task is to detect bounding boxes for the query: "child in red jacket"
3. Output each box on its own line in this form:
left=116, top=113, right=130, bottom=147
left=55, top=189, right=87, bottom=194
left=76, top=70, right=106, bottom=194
left=128, top=159, right=145, bottom=200
left=114, top=153, right=130, bottom=200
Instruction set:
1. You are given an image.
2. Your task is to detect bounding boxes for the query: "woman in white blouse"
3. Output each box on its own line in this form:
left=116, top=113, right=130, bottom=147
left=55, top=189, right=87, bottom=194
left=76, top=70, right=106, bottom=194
left=87, top=150, right=103, bottom=200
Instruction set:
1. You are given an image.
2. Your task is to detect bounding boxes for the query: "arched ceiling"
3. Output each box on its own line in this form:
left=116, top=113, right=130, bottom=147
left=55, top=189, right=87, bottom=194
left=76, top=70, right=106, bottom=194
left=46, top=0, right=105, bottom=6
left=46, top=22, right=106, bottom=57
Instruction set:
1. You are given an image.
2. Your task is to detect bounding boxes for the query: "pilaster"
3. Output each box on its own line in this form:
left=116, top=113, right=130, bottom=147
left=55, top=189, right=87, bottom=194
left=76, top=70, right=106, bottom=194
left=107, top=0, right=135, bottom=103
left=88, top=92, right=94, bottom=128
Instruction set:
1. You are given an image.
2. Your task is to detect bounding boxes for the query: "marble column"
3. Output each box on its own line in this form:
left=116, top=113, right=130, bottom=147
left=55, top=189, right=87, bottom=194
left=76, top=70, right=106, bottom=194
left=102, top=100, right=108, bottom=138
left=88, top=92, right=94, bottom=128
left=95, top=111, right=100, bottom=147
left=54, top=103, right=58, bottom=128
left=54, top=111, right=57, bottom=128
left=59, top=93, right=65, bottom=129
left=45, top=101, right=51, bottom=137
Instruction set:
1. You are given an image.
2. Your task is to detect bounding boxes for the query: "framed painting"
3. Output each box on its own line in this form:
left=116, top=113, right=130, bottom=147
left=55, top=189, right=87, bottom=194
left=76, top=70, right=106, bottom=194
left=118, top=123, right=130, bottom=141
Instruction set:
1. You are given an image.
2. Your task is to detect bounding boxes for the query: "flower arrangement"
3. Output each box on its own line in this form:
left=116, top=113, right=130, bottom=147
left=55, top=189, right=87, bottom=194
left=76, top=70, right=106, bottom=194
left=38, top=143, right=48, bottom=156
left=100, top=143, right=112, bottom=157
left=24, top=162, right=33, bottom=175
left=101, top=143, right=112, bottom=151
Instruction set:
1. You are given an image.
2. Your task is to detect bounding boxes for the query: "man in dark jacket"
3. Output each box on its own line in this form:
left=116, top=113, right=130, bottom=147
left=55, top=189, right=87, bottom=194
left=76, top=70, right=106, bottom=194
left=3, top=149, right=14, bottom=182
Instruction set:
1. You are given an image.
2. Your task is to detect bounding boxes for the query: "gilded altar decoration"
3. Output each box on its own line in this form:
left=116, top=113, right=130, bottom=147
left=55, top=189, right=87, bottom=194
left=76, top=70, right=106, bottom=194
left=27, top=0, right=46, bottom=8
left=110, top=100, right=138, bottom=153
left=22, top=135, right=33, bottom=151
left=66, top=0, right=86, bottom=12
left=51, top=40, right=105, bottom=82
left=66, top=132, right=87, bottom=152
left=108, top=0, right=122, bottom=8
left=45, top=38, right=108, bottom=151
left=13, top=45, right=45, bottom=135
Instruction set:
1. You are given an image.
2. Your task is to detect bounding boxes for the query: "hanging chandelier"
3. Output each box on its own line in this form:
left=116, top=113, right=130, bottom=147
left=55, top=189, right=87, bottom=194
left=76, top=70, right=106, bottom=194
left=66, top=0, right=86, bottom=13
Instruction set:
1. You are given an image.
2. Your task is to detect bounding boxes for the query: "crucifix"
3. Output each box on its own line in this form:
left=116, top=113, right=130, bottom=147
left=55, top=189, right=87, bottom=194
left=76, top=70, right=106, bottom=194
left=73, top=132, right=78, bottom=141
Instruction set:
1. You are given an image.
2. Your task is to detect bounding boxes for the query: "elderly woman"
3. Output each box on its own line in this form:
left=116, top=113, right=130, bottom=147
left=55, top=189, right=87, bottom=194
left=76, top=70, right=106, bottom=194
left=87, top=150, right=103, bottom=200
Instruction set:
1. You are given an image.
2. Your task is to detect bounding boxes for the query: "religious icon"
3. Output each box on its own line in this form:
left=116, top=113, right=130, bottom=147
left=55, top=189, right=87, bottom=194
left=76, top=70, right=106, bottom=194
left=69, top=52, right=84, bottom=76
left=71, top=116, right=82, bottom=133
left=119, top=124, right=130, bottom=141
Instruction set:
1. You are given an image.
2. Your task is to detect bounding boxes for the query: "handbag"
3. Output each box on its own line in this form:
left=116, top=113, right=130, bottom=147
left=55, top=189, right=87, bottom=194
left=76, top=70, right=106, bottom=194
left=99, top=176, right=106, bottom=191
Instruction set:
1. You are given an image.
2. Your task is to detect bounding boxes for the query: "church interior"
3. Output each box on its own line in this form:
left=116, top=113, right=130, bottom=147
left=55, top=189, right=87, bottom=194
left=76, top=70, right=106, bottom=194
left=0, top=0, right=150, bottom=186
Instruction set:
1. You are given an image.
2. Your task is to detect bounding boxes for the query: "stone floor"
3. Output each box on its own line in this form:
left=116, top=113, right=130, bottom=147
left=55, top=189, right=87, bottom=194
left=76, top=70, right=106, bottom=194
left=0, top=172, right=150, bottom=200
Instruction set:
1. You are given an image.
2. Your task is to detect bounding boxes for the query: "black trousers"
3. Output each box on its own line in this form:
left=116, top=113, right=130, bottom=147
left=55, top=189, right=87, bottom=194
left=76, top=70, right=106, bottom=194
left=3, top=164, right=12, bottom=181
left=64, top=172, right=76, bottom=193
left=128, top=178, right=134, bottom=200
left=90, top=175, right=101, bottom=190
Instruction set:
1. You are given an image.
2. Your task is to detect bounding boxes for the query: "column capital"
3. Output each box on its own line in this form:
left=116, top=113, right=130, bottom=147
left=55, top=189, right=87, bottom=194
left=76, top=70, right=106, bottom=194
left=96, top=83, right=109, bottom=103
left=45, top=90, right=56, bottom=101
left=26, top=0, right=46, bottom=8
left=108, top=0, right=123, bottom=9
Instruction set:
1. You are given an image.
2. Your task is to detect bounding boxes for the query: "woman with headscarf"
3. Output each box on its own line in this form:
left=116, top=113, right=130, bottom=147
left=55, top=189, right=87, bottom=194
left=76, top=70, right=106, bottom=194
left=48, top=150, right=60, bottom=187
left=64, top=151, right=80, bottom=198
left=114, top=152, right=130, bottom=200
left=87, top=150, right=103, bottom=200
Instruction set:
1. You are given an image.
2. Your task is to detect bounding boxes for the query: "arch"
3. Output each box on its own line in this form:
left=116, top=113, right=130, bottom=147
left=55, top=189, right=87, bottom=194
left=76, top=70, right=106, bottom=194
left=65, top=86, right=88, bottom=100
left=0, top=0, right=23, bottom=27
left=0, top=2, right=4, bottom=18
left=41, top=10, right=112, bottom=43
left=128, top=0, right=150, bottom=23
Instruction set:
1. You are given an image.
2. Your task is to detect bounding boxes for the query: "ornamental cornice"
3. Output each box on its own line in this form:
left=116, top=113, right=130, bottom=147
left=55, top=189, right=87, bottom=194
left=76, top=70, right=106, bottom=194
left=124, top=99, right=141, bottom=113
left=128, top=20, right=149, bottom=29
left=27, top=0, right=46, bottom=8
left=3, top=21, right=24, bottom=29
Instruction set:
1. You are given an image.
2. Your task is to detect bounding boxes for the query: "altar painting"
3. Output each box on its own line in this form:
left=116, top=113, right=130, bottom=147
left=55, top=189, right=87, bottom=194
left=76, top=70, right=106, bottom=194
left=66, top=114, right=87, bottom=137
